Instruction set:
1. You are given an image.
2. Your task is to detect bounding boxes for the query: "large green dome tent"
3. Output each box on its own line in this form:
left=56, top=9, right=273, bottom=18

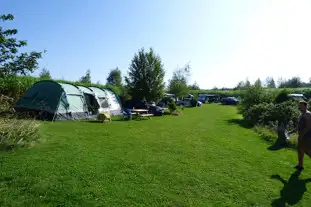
left=14, top=80, right=89, bottom=121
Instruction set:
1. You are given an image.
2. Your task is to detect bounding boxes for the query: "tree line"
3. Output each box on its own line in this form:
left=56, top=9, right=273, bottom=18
left=234, top=76, right=311, bottom=90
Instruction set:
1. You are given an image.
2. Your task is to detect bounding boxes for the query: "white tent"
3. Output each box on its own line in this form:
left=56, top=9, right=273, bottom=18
left=88, top=87, right=122, bottom=116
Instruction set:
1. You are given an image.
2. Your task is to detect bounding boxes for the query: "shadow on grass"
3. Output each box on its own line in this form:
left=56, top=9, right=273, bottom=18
left=226, top=118, right=295, bottom=151
left=271, top=170, right=311, bottom=206
left=268, top=140, right=294, bottom=151
left=226, top=118, right=253, bottom=129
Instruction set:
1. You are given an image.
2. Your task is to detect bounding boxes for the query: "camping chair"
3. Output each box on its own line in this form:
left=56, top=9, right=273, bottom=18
left=122, top=109, right=132, bottom=120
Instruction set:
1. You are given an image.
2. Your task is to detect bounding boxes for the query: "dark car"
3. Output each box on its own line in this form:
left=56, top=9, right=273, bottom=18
left=221, top=97, right=239, bottom=105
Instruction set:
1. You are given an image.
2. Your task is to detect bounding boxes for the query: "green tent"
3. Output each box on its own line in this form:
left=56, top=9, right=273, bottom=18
left=15, top=80, right=90, bottom=121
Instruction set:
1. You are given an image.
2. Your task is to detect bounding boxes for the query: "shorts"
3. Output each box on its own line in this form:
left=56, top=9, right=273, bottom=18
left=298, top=136, right=311, bottom=151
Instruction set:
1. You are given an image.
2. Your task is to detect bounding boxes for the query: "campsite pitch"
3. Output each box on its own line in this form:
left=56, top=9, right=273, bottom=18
left=1, top=105, right=311, bottom=206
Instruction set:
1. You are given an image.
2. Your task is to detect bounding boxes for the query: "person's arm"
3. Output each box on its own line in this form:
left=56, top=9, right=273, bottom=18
left=300, top=114, right=311, bottom=137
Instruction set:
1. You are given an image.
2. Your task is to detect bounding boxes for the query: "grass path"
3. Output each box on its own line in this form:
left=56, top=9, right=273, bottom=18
left=1, top=104, right=311, bottom=206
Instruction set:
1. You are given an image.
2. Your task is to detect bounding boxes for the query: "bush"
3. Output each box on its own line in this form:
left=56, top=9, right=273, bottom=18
left=0, top=118, right=40, bottom=150
left=244, top=100, right=299, bottom=127
left=168, top=102, right=177, bottom=113
left=274, top=89, right=291, bottom=104
left=274, top=100, right=300, bottom=127
left=191, top=98, right=198, bottom=107
left=245, top=102, right=276, bottom=125
left=238, top=85, right=275, bottom=118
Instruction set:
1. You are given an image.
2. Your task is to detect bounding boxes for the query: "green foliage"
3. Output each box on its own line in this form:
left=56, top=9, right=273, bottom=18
left=188, top=81, right=200, bottom=90
left=235, top=78, right=251, bottom=89
left=0, top=118, right=40, bottom=150
left=244, top=100, right=299, bottom=128
left=274, top=89, right=291, bottom=104
left=265, top=76, right=276, bottom=88
left=238, top=85, right=275, bottom=118
left=0, top=14, right=42, bottom=77
left=125, top=47, right=165, bottom=102
left=254, top=78, right=262, bottom=87
left=191, top=98, right=198, bottom=107
left=39, top=68, right=51, bottom=80
left=79, top=69, right=91, bottom=84
left=245, top=102, right=276, bottom=125
left=106, top=67, right=122, bottom=86
left=168, top=102, right=177, bottom=113
left=167, top=64, right=191, bottom=98
left=274, top=100, right=300, bottom=125
left=279, top=76, right=302, bottom=88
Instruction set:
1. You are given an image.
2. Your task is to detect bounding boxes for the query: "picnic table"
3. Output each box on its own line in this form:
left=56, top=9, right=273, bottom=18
left=132, top=109, right=153, bottom=120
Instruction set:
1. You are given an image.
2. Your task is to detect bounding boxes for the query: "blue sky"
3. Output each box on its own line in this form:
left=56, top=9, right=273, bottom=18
left=2, top=0, right=311, bottom=89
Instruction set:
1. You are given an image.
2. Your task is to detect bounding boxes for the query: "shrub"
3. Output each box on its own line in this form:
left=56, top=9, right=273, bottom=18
left=245, top=102, right=276, bottom=125
left=238, top=85, right=275, bottom=118
left=274, top=100, right=300, bottom=127
left=191, top=98, right=198, bottom=107
left=0, top=118, right=40, bottom=150
left=244, top=100, right=299, bottom=127
left=168, top=102, right=177, bottom=113
left=274, top=89, right=291, bottom=104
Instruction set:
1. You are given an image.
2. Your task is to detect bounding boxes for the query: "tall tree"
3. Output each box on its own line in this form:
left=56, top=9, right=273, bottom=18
left=245, top=78, right=251, bottom=88
left=125, top=48, right=165, bottom=101
left=79, top=69, right=91, bottom=84
left=265, top=76, right=276, bottom=88
left=106, top=67, right=122, bottom=86
left=254, top=78, right=262, bottom=87
left=167, top=64, right=191, bottom=98
left=189, top=81, right=200, bottom=90
left=0, top=14, right=42, bottom=77
left=39, top=68, right=51, bottom=80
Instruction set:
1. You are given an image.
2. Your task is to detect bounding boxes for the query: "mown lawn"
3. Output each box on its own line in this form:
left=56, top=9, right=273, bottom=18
left=0, top=104, right=311, bottom=206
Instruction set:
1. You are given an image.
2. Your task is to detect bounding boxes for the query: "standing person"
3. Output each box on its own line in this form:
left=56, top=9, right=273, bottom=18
left=295, top=101, right=311, bottom=171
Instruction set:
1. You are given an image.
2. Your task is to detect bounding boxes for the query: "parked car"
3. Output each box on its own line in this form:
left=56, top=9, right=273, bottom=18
left=288, top=93, right=308, bottom=101
left=198, top=94, right=220, bottom=103
left=221, top=97, right=239, bottom=105
left=198, top=94, right=209, bottom=103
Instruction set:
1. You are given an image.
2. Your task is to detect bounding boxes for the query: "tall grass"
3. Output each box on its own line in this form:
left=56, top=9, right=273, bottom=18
left=0, top=117, right=40, bottom=150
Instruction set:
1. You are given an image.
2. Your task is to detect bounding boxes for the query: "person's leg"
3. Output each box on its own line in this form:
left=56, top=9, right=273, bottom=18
left=296, top=137, right=305, bottom=170
left=304, top=139, right=311, bottom=158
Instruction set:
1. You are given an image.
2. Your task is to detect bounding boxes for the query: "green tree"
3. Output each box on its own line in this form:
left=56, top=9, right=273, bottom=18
left=106, top=67, right=122, bottom=86
left=189, top=81, right=200, bottom=90
left=167, top=64, right=191, bottom=98
left=265, top=76, right=276, bottom=88
left=279, top=76, right=302, bottom=88
left=245, top=78, right=251, bottom=88
left=0, top=14, right=43, bottom=77
left=80, top=69, right=91, bottom=84
left=254, top=78, right=262, bottom=87
left=39, top=68, right=51, bottom=80
left=125, top=48, right=165, bottom=102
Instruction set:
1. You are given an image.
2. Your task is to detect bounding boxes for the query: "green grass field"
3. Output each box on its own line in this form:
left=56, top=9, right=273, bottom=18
left=1, top=105, right=311, bottom=206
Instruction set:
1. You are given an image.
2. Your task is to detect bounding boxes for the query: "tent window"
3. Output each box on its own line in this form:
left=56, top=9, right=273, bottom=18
left=99, top=97, right=109, bottom=108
